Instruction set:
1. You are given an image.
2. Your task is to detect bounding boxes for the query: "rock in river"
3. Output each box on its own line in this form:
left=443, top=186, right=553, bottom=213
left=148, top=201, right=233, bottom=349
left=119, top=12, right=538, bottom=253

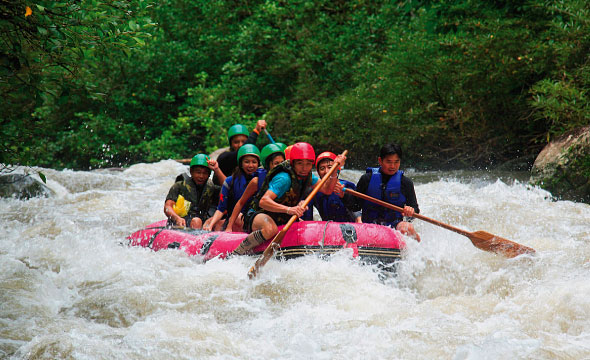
left=531, top=126, right=590, bottom=203
left=0, top=174, right=54, bottom=200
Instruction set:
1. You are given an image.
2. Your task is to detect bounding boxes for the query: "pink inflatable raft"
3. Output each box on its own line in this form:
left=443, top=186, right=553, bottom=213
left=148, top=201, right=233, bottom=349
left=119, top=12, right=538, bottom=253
left=127, top=220, right=405, bottom=267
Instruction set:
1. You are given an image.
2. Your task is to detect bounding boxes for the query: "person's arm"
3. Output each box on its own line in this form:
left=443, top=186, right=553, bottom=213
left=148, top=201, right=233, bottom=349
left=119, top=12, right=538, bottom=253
left=225, top=178, right=258, bottom=232
left=246, top=120, right=267, bottom=145
left=401, top=176, right=419, bottom=218
left=317, top=153, right=346, bottom=195
left=164, top=199, right=185, bottom=227
left=258, top=174, right=309, bottom=217
left=203, top=178, right=231, bottom=231
left=164, top=184, right=186, bottom=226
left=203, top=209, right=226, bottom=231
left=218, top=178, right=232, bottom=212
left=259, top=190, right=308, bottom=217
left=207, top=158, right=226, bottom=184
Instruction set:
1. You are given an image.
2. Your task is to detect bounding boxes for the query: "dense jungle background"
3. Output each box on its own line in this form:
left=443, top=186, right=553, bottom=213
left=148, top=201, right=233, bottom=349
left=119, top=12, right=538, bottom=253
left=2, top=0, right=590, bottom=169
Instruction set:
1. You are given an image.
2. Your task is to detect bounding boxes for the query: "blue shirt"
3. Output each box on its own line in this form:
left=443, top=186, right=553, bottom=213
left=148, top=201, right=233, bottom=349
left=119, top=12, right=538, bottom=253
left=216, top=176, right=233, bottom=213
left=268, top=172, right=319, bottom=198
left=217, top=174, right=250, bottom=213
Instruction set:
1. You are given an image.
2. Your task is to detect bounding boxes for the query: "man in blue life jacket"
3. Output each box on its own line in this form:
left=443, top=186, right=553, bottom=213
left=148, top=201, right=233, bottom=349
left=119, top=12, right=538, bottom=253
left=231, top=142, right=346, bottom=255
left=354, top=143, right=421, bottom=241
left=215, top=120, right=267, bottom=184
left=314, top=151, right=361, bottom=222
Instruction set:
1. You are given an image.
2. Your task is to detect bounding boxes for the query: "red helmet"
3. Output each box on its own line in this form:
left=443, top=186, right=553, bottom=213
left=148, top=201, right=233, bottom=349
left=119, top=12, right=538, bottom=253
left=315, top=151, right=336, bottom=170
left=289, top=142, right=315, bottom=164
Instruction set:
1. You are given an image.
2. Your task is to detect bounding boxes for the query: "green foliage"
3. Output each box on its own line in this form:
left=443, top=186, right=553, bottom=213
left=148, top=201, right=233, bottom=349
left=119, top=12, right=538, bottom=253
left=0, top=0, right=154, bottom=167
left=530, top=78, right=590, bottom=141
left=2, top=0, right=590, bottom=169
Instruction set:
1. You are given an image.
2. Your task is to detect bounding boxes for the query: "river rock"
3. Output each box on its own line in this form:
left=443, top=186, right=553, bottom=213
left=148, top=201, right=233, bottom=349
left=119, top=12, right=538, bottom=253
left=0, top=174, right=54, bottom=200
left=208, top=147, right=229, bottom=161
left=531, top=126, right=590, bottom=203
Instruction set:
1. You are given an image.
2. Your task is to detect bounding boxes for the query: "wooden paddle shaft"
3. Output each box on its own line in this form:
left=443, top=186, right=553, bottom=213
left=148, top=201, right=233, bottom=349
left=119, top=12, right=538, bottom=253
left=346, top=188, right=535, bottom=258
left=345, top=188, right=472, bottom=237
left=248, top=150, right=348, bottom=278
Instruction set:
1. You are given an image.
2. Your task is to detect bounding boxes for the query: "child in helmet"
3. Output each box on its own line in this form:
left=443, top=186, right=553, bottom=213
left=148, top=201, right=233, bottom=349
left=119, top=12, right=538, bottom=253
left=164, top=154, right=223, bottom=229
left=313, top=151, right=361, bottom=223
left=231, top=142, right=346, bottom=255
left=224, top=143, right=285, bottom=232
left=203, top=144, right=262, bottom=231
left=215, top=120, right=267, bottom=184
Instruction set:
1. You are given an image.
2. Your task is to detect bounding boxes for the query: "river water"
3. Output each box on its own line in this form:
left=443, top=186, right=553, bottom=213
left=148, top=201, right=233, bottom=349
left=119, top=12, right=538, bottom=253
left=1, top=161, right=589, bottom=359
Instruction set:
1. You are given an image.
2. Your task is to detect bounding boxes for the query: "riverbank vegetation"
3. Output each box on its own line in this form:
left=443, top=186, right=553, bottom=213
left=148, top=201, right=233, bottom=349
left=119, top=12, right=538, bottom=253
left=2, top=0, right=590, bottom=169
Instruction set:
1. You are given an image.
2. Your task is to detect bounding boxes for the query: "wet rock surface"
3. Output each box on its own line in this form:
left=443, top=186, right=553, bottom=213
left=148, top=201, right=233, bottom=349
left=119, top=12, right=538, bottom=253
left=531, top=126, right=590, bottom=203
left=0, top=174, right=54, bottom=199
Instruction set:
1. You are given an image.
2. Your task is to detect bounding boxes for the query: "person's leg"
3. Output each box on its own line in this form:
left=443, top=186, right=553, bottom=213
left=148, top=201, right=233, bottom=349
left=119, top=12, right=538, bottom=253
left=231, top=213, right=244, bottom=232
left=232, top=213, right=278, bottom=255
left=189, top=217, right=203, bottom=229
left=396, top=221, right=421, bottom=242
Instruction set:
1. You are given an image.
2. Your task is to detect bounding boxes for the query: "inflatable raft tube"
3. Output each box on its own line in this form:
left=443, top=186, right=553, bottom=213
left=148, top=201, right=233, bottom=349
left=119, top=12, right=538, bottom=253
left=127, top=220, right=405, bottom=266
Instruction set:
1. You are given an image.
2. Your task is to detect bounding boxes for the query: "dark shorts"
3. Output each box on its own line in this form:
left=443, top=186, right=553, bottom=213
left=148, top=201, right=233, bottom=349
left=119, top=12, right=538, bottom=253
left=242, top=210, right=261, bottom=233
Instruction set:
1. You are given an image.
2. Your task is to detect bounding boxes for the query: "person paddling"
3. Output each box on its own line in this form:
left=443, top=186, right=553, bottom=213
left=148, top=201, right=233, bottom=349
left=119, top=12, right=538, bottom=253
left=204, top=144, right=261, bottom=231
left=314, top=151, right=361, bottom=223
left=216, top=120, right=267, bottom=184
left=164, top=154, right=222, bottom=229
left=231, top=142, right=345, bottom=255
left=354, top=143, right=421, bottom=241
left=224, top=143, right=286, bottom=232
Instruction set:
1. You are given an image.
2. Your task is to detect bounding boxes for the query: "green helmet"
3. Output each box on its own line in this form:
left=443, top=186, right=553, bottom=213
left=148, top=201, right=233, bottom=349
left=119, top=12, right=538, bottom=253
left=237, top=144, right=260, bottom=164
left=275, top=142, right=287, bottom=151
left=260, top=143, right=285, bottom=169
left=227, top=124, right=249, bottom=143
left=190, top=154, right=210, bottom=168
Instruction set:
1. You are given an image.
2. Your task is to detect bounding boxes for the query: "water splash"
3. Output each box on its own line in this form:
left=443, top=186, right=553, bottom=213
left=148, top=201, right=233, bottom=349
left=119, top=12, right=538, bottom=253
left=1, top=162, right=589, bottom=359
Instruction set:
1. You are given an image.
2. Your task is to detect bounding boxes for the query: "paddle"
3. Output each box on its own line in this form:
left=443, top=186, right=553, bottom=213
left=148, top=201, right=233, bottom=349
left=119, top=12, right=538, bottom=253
left=248, top=150, right=348, bottom=278
left=345, top=188, right=535, bottom=258
left=264, top=129, right=275, bottom=144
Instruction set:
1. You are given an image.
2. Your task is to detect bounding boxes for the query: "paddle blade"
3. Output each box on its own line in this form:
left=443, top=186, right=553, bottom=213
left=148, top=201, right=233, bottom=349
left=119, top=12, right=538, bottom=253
left=247, top=231, right=286, bottom=279
left=468, top=231, right=535, bottom=258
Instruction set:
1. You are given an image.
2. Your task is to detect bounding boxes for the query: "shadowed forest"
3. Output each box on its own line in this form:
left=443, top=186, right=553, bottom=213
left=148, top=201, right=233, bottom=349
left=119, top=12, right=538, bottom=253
left=2, top=0, right=590, bottom=169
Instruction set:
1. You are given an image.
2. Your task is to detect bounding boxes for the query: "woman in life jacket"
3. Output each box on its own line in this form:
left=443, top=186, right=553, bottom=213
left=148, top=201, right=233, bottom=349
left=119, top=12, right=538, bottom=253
left=225, top=143, right=286, bottom=232
left=164, top=154, right=223, bottom=229
left=231, top=142, right=346, bottom=255
left=313, top=151, right=361, bottom=223
left=203, top=144, right=261, bottom=231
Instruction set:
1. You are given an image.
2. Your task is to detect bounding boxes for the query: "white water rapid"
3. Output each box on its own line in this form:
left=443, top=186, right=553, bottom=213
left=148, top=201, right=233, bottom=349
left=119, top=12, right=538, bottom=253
left=1, top=160, right=589, bottom=359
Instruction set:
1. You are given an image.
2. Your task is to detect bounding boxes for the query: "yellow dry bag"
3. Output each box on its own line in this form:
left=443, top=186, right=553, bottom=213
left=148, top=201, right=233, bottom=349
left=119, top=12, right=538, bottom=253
left=172, top=195, right=191, bottom=217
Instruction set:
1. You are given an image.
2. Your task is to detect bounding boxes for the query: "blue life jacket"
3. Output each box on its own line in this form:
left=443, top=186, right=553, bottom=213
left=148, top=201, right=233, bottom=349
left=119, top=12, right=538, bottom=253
left=221, top=172, right=254, bottom=215
left=315, top=179, right=356, bottom=222
left=361, top=168, right=406, bottom=227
